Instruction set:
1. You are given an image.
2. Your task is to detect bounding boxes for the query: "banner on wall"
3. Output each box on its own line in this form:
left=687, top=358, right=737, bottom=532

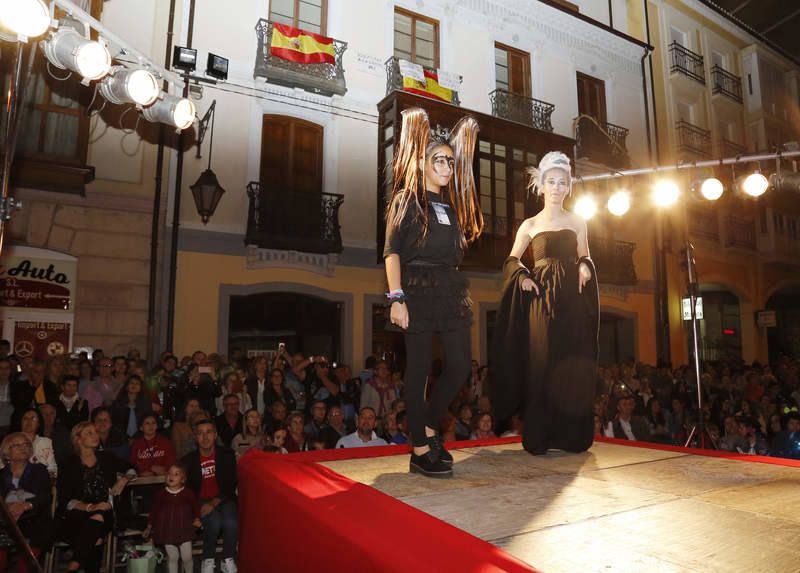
left=12, top=321, right=71, bottom=358
left=0, top=256, right=75, bottom=311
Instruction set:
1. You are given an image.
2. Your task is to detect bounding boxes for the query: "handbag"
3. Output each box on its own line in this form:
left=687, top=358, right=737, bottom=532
left=122, top=543, right=164, bottom=573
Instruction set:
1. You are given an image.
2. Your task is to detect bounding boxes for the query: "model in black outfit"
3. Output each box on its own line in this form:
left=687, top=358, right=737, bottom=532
left=384, top=107, right=483, bottom=478
left=492, top=152, right=599, bottom=455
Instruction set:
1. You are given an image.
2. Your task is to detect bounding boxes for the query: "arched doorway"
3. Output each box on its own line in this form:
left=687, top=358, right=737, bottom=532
left=599, top=310, right=635, bottom=364
left=765, top=285, right=800, bottom=361
left=228, top=292, right=341, bottom=361
left=697, top=285, right=742, bottom=362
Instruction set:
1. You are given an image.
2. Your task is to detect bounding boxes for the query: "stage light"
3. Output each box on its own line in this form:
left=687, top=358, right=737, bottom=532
left=0, top=0, right=50, bottom=39
left=99, top=67, right=159, bottom=106
left=742, top=172, right=769, bottom=197
left=607, top=191, right=630, bottom=216
left=206, top=53, right=229, bottom=81
left=574, top=196, right=597, bottom=220
left=173, top=46, right=197, bottom=72
left=700, top=178, right=724, bottom=201
left=142, top=93, right=196, bottom=130
left=41, top=27, right=111, bottom=83
left=653, top=180, right=680, bottom=206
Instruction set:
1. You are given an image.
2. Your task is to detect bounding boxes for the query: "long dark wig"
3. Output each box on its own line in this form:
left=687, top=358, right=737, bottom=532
left=385, top=107, right=483, bottom=248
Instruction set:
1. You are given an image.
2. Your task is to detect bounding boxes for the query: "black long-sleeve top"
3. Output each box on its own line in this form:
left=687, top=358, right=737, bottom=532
left=383, top=191, right=464, bottom=266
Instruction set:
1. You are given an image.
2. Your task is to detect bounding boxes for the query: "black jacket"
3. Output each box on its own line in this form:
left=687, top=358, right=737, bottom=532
left=0, top=462, right=53, bottom=549
left=55, top=397, right=89, bottom=429
left=244, top=376, right=268, bottom=414
left=110, top=394, right=153, bottom=436
left=610, top=416, right=652, bottom=442
left=10, top=380, right=59, bottom=428
left=182, top=446, right=237, bottom=504
left=56, top=451, right=136, bottom=513
left=215, top=413, right=243, bottom=448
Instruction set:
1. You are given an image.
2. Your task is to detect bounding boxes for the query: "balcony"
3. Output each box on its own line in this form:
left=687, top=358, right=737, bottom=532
left=669, top=42, right=705, bottom=84
left=489, top=89, right=555, bottom=132
left=724, top=216, right=756, bottom=250
left=676, top=120, right=712, bottom=157
left=711, top=65, right=743, bottom=104
left=575, top=115, right=630, bottom=169
left=385, top=56, right=461, bottom=106
left=245, top=181, right=344, bottom=254
left=688, top=206, right=719, bottom=242
left=254, top=19, right=347, bottom=96
left=589, top=236, right=637, bottom=286
left=719, top=138, right=746, bottom=158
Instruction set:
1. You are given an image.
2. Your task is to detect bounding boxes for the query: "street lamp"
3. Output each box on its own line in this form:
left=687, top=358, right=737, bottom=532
left=190, top=100, right=225, bottom=224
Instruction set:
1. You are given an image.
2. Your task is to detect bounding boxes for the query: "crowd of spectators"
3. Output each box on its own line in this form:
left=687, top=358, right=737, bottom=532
left=0, top=341, right=798, bottom=571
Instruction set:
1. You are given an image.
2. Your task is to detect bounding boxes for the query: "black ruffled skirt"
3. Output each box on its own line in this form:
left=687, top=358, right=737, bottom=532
left=386, top=264, right=473, bottom=334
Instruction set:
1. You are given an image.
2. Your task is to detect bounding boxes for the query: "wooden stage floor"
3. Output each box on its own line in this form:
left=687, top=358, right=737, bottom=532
left=318, top=441, right=800, bottom=572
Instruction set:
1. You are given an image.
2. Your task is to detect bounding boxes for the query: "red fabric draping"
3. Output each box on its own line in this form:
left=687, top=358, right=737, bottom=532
left=238, top=448, right=539, bottom=573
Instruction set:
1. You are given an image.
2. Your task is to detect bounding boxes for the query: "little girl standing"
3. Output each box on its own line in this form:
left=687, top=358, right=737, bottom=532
left=143, top=463, right=201, bottom=573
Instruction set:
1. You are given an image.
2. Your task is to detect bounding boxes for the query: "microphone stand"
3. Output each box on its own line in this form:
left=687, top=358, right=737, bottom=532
left=683, top=241, right=705, bottom=448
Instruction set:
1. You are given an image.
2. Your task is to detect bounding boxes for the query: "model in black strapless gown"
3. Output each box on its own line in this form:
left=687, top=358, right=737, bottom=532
left=491, top=229, right=599, bottom=454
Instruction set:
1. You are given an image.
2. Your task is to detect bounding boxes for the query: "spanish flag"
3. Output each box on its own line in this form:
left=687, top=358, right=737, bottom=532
left=401, top=70, right=453, bottom=103
left=270, top=22, right=336, bottom=65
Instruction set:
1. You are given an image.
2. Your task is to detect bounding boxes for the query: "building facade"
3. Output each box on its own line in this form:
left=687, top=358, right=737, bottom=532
left=4, top=0, right=799, bottom=368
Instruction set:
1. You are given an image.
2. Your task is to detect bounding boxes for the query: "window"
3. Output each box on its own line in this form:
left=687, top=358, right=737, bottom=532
left=711, top=50, right=727, bottom=71
left=670, top=26, right=687, bottom=48
left=576, top=72, right=607, bottom=124
left=495, top=43, right=531, bottom=96
left=477, top=140, right=537, bottom=236
left=260, top=115, right=323, bottom=193
left=393, top=8, right=438, bottom=68
left=269, top=0, right=327, bottom=35
left=676, top=101, right=694, bottom=123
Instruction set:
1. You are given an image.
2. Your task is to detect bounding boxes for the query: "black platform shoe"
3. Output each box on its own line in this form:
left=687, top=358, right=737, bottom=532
left=427, top=434, right=453, bottom=466
left=410, top=449, right=453, bottom=478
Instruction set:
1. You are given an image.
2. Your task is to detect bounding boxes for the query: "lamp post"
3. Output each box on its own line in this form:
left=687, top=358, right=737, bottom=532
left=190, top=100, right=225, bottom=224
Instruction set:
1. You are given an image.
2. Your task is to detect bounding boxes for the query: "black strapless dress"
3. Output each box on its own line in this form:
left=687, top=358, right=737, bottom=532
left=491, top=229, right=599, bottom=454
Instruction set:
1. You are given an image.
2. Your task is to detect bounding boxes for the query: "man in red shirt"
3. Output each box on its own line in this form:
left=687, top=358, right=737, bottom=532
left=182, top=419, right=238, bottom=573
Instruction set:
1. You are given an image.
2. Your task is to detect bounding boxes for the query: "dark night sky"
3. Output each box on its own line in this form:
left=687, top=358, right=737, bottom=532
left=708, top=0, right=800, bottom=63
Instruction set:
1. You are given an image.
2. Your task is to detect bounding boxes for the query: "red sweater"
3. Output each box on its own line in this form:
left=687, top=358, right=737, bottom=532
left=129, top=435, right=176, bottom=473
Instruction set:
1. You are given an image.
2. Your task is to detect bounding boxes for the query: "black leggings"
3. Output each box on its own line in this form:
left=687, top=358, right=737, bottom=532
left=404, top=327, right=471, bottom=447
left=61, top=510, right=111, bottom=572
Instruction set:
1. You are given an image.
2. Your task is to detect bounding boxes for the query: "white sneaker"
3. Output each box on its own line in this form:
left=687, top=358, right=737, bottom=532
left=220, top=558, right=237, bottom=573
left=201, top=558, right=215, bottom=573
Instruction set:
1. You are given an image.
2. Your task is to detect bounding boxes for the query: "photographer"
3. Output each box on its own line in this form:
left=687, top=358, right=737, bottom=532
left=333, top=364, right=361, bottom=424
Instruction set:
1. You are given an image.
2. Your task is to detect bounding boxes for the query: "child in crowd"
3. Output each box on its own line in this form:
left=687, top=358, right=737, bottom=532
left=143, top=463, right=201, bottom=573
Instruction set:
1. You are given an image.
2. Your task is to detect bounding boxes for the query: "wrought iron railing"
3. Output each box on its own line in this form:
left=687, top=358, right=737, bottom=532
left=688, top=207, right=719, bottom=242
left=489, top=88, right=555, bottom=132
left=254, top=19, right=348, bottom=96
left=711, top=65, right=743, bottom=103
left=575, top=115, right=630, bottom=169
left=676, top=120, right=712, bottom=157
left=588, top=236, right=637, bottom=286
left=724, top=216, right=756, bottom=249
left=245, top=182, right=344, bottom=253
left=720, top=138, right=746, bottom=158
left=384, top=56, right=461, bottom=106
left=669, top=42, right=705, bottom=84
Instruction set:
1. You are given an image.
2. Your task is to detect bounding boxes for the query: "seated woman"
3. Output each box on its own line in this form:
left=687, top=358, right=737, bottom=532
left=231, top=409, right=266, bottom=459
left=111, top=375, right=153, bottom=440
left=470, top=412, right=496, bottom=440
left=129, top=413, right=176, bottom=476
left=0, top=433, right=52, bottom=573
left=17, top=408, right=58, bottom=477
left=57, top=421, right=137, bottom=573
left=171, top=398, right=200, bottom=458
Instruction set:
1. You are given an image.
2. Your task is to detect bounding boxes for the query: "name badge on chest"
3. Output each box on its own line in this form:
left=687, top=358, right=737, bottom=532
left=431, top=202, right=451, bottom=225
